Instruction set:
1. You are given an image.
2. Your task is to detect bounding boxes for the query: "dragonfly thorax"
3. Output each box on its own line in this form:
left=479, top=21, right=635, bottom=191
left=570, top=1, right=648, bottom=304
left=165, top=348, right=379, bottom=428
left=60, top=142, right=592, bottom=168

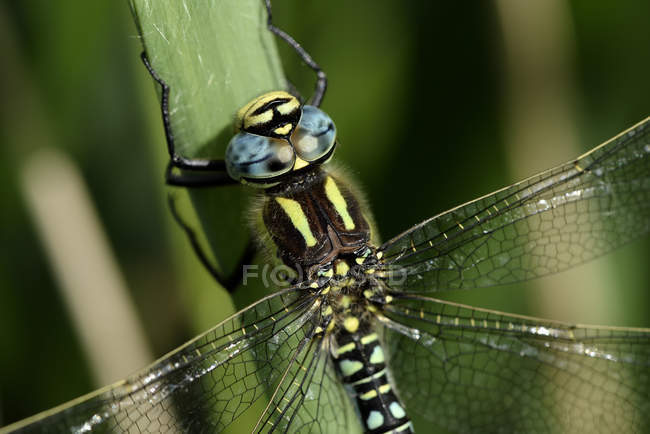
left=256, top=167, right=373, bottom=281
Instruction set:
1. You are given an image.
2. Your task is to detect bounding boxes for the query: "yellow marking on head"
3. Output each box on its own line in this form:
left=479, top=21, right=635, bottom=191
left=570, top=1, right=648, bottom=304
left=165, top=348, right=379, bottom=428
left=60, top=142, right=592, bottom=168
left=314, top=326, right=323, bottom=334
left=369, top=346, right=384, bottom=364
left=244, top=110, right=273, bottom=130
left=384, top=295, right=393, bottom=303
left=376, top=251, right=383, bottom=260
left=363, top=290, right=373, bottom=299
left=310, top=282, right=319, bottom=288
left=324, top=177, right=355, bottom=230
left=274, top=123, right=293, bottom=136
left=343, top=316, right=359, bottom=333
left=335, top=342, right=356, bottom=356
left=275, top=197, right=317, bottom=247
left=293, top=156, right=309, bottom=170
left=355, top=256, right=366, bottom=264
left=360, top=390, right=378, bottom=400
left=236, top=91, right=295, bottom=127
left=364, top=268, right=375, bottom=274
left=335, top=260, right=350, bottom=276
left=277, top=98, right=300, bottom=114
left=324, top=306, right=333, bottom=316
left=360, top=333, right=378, bottom=345
left=378, top=384, right=391, bottom=394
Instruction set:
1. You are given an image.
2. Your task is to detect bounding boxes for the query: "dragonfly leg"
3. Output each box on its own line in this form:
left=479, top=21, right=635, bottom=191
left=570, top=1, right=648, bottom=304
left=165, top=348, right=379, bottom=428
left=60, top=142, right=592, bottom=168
left=165, top=162, right=237, bottom=188
left=167, top=195, right=254, bottom=293
left=140, top=52, right=229, bottom=175
left=264, top=0, right=327, bottom=107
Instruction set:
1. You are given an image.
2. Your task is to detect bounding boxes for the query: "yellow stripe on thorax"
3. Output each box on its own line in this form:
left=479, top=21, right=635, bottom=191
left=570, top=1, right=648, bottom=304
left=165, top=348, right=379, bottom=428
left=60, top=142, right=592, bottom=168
left=324, top=177, right=355, bottom=230
left=275, top=197, right=317, bottom=247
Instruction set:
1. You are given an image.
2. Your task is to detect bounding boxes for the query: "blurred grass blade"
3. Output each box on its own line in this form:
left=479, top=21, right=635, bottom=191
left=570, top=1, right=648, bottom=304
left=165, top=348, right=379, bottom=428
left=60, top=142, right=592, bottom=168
left=20, top=149, right=154, bottom=387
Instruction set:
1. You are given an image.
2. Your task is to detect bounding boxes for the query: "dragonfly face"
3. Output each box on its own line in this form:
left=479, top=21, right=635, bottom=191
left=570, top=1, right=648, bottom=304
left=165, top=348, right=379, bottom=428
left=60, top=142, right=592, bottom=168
left=3, top=2, right=650, bottom=434
left=226, top=91, right=337, bottom=186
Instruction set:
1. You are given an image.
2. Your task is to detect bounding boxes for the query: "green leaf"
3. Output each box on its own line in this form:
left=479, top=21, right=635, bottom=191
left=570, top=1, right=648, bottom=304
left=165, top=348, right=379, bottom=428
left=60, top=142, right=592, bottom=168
left=129, top=2, right=354, bottom=433
left=130, top=0, right=285, bottom=299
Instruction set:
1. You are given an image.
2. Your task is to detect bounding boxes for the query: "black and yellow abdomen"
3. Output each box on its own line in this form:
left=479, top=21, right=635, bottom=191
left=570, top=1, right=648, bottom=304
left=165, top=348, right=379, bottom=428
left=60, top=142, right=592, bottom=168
left=333, top=325, right=414, bottom=434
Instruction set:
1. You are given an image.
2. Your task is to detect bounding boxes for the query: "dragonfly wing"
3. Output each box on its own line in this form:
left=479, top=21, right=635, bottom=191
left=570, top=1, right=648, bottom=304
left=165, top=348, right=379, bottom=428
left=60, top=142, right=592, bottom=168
left=379, top=117, right=650, bottom=292
left=254, top=334, right=361, bottom=434
left=380, top=294, right=650, bottom=433
left=5, top=285, right=334, bottom=433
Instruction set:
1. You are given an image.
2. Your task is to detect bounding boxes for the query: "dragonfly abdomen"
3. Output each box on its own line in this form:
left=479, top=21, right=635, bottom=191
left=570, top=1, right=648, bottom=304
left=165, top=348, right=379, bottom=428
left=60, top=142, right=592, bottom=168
left=333, top=326, right=414, bottom=434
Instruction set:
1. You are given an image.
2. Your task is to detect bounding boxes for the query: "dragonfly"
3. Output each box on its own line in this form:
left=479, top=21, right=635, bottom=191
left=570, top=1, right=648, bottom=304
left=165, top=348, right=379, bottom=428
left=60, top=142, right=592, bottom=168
left=3, top=1, right=650, bottom=433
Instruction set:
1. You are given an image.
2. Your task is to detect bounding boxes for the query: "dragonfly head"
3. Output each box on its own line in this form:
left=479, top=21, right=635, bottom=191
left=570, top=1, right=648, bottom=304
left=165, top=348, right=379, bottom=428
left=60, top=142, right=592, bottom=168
left=226, top=91, right=337, bottom=187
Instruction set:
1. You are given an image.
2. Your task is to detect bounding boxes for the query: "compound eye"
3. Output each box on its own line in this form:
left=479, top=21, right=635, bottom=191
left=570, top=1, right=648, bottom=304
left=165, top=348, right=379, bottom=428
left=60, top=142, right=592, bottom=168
left=225, top=132, right=295, bottom=181
left=292, top=106, right=336, bottom=162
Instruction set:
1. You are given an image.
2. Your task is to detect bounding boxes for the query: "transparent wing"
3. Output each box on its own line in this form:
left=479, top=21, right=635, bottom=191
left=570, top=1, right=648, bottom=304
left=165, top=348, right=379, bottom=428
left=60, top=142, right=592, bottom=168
left=4, top=285, right=350, bottom=434
left=380, top=294, right=650, bottom=433
left=255, top=332, right=361, bottom=434
left=379, top=117, right=650, bottom=292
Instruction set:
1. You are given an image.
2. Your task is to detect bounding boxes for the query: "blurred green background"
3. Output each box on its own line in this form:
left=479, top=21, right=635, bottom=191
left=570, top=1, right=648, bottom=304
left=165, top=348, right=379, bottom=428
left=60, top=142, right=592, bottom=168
left=0, top=0, right=648, bottom=432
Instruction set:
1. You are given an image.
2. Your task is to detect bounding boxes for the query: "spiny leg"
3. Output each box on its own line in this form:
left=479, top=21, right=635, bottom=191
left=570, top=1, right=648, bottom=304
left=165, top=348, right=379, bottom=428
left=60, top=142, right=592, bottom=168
left=165, top=162, right=236, bottom=188
left=140, top=52, right=229, bottom=175
left=264, top=0, right=327, bottom=107
left=167, top=195, right=255, bottom=293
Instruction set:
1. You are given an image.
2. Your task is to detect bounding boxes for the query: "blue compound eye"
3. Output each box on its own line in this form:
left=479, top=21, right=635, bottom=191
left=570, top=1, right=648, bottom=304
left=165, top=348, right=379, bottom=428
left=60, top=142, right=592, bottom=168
left=292, top=105, right=336, bottom=162
left=225, top=132, right=295, bottom=181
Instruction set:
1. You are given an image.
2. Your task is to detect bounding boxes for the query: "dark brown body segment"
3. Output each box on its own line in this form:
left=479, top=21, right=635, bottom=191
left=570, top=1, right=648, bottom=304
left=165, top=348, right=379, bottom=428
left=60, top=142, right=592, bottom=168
left=263, top=168, right=370, bottom=273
